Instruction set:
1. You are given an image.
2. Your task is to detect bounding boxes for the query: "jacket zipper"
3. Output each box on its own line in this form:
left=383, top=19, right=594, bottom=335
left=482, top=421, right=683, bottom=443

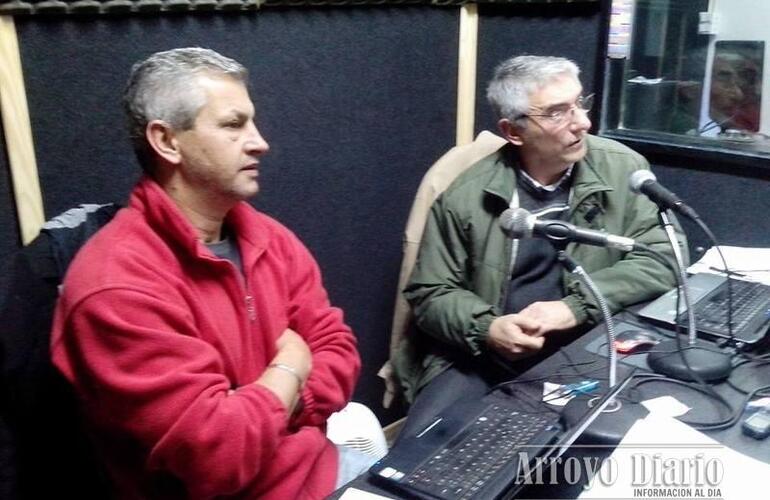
left=561, top=186, right=607, bottom=291
left=203, top=246, right=257, bottom=323
left=224, top=259, right=257, bottom=323
left=245, top=294, right=256, bottom=322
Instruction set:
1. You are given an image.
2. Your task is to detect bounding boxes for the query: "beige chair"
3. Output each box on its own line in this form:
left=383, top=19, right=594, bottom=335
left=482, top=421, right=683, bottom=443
left=378, top=131, right=508, bottom=409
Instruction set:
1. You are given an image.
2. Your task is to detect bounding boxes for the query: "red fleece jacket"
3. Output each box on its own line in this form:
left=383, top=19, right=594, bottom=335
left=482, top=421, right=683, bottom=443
left=51, top=177, right=360, bottom=499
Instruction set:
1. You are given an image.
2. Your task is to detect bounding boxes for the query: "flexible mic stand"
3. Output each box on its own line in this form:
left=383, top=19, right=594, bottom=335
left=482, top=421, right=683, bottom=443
left=558, top=251, right=648, bottom=444
left=646, top=210, right=732, bottom=382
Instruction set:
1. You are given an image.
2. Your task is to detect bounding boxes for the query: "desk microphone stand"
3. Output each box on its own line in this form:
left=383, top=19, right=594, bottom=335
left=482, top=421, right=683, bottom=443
left=646, top=210, right=732, bottom=382
left=558, top=251, right=647, bottom=444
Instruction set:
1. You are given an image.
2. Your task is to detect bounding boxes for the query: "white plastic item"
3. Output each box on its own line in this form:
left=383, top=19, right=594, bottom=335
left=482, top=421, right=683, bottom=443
left=326, top=402, right=388, bottom=459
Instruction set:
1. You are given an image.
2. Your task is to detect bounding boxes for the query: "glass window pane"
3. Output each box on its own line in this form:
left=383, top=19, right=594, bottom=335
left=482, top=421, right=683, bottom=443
left=602, top=0, right=770, bottom=158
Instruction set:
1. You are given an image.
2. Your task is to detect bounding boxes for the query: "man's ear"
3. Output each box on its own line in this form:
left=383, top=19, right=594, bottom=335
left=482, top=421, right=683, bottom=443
left=146, top=120, right=182, bottom=165
left=498, top=118, right=524, bottom=146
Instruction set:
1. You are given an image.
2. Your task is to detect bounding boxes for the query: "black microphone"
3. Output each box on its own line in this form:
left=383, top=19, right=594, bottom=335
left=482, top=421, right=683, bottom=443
left=499, top=207, right=637, bottom=252
left=629, top=170, right=699, bottom=220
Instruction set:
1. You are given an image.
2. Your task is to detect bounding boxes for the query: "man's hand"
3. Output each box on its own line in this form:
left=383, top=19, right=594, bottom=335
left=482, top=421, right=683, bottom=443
left=517, top=300, right=578, bottom=334
left=486, top=314, right=545, bottom=361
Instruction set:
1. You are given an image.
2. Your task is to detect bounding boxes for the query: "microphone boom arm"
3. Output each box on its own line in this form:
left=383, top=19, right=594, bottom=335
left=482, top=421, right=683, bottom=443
left=557, top=251, right=618, bottom=391
left=659, top=210, right=697, bottom=345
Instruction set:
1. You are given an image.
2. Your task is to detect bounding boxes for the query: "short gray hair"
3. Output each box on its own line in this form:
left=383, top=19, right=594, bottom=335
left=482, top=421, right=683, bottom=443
left=486, top=55, right=580, bottom=125
left=123, top=47, right=248, bottom=175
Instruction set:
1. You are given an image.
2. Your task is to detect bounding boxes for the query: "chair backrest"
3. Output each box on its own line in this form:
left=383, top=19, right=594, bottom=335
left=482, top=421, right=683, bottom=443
left=378, top=131, right=507, bottom=408
left=0, top=203, right=120, bottom=499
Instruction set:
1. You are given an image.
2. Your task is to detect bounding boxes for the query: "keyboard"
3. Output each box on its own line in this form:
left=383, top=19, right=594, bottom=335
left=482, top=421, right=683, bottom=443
left=398, top=403, right=561, bottom=500
left=679, top=279, right=770, bottom=339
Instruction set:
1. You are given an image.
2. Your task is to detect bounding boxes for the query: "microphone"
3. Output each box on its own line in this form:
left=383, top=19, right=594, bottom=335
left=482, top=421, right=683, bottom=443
left=500, top=207, right=637, bottom=252
left=629, top=170, right=699, bottom=220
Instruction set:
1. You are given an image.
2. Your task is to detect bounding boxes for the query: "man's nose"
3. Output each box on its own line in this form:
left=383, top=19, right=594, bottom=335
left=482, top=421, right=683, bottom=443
left=245, top=121, right=270, bottom=155
left=570, top=108, right=592, bottom=132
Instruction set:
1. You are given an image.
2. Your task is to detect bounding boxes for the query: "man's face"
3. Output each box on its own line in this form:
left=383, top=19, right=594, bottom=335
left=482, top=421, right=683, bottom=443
left=508, top=75, right=591, bottom=174
left=173, top=75, right=269, bottom=204
left=710, top=56, right=744, bottom=121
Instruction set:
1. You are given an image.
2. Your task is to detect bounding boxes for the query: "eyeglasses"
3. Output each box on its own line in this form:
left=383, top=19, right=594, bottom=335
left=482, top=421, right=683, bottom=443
left=519, top=93, right=595, bottom=126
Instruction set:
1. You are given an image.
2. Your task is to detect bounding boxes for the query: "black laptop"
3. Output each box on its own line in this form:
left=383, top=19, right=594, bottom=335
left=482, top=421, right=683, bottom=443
left=369, top=375, right=634, bottom=500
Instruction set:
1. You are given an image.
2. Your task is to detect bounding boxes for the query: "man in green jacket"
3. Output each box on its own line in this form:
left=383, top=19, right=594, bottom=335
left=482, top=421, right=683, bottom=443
left=395, top=55, right=682, bottom=436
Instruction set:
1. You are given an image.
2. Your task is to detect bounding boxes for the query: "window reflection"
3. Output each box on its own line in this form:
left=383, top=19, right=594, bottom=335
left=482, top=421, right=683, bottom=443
left=602, top=0, right=770, bottom=157
left=703, top=42, right=763, bottom=136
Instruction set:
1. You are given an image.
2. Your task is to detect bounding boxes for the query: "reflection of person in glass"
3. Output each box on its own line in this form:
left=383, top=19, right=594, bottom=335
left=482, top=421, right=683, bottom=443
left=732, top=54, right=761, bottom=131
left=702, top=51, right=760, bottom=135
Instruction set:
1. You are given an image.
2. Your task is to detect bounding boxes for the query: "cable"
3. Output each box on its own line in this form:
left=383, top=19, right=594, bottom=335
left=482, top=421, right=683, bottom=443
left=486, top=349, right=606, bottom=396
left=696, top=115, right=736, bottom=136
left=491, top=383, right=563, bottom=415
left=630, top=373, right=737, bottom=431
left=695, top=220, right=736, bottom=343
left=638, top=213, right=737, bottom=403
left=667, top=217, right=744, bottom=416
left=613, top=312, right=672, bottom=335
left=725, top=356, right=770, bottom=394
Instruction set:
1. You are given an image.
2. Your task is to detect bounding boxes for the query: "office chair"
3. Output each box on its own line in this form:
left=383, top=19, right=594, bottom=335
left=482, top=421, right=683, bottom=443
left=378, top=131, right=508, bottom=409
left=0, top=203, right=119, bottom=499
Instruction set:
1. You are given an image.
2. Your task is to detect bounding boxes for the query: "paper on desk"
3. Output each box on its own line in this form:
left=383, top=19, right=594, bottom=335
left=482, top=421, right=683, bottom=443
left=688, top=246, right=770, bottom=285
left=543, top=382, right=574, bottom=406
left=338, top=487, right=396, bottom=500
left=641, top=395, right=690, bottom=417
left=578, top=414, right=769, bottom=499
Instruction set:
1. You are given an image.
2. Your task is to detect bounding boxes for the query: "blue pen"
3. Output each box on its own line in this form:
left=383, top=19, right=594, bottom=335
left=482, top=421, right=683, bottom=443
left=559, top=380, right=599, bottom=397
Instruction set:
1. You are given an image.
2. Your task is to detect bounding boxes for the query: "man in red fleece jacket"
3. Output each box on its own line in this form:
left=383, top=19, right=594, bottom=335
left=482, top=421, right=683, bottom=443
left=51, top=47, right=366, bottom=499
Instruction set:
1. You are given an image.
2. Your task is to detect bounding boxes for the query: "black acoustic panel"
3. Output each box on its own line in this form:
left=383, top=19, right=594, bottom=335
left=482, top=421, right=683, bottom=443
left=475, top=2, right=604, bottom=133
left=243, top=7, right=459, bottom=417
left=16, top=7, right=458, bottom=418
left=17, top=17, right=143, bottom=215
left=651, top=163, right=770, bottom=256
left=0, top=107, right=22, bottom=500
left=0, top=0, right=600, bottom=18
left=0, top=119, right=22, bottom=305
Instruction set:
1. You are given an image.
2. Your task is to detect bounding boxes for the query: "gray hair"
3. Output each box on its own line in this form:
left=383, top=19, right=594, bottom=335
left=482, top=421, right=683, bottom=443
left=123, top=47, right=248, bottom=174
left=486, top=55, right=580, bottom=125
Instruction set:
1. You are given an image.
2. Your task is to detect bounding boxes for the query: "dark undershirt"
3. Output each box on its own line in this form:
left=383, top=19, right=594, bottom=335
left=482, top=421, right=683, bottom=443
left=205, top=228, right=244, bottom=274
left=503, top=170, right=572, bottom=315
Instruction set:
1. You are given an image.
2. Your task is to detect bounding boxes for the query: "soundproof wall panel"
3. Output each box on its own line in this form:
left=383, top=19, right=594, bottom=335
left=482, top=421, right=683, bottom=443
left=15, top=7, right=459, bottom=418
left=0, top=119, right=22, bottom=302
left=475, top=2, right=604, bottom=134
left=652, top=163, right=770, bottom=256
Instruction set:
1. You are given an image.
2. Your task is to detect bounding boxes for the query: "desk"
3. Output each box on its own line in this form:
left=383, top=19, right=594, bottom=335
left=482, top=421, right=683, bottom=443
left=331, top=312, right=770, bottom=499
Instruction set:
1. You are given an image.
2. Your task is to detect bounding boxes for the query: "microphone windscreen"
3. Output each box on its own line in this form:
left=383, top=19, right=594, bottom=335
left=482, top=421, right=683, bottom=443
left=499, top=207, right=532, bottom=238
left=629, top=170, right=657, bottom=194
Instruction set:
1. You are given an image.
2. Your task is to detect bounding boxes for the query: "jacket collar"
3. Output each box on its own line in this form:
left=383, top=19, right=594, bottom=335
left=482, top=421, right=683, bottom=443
left=571, top=136, right=614, bottom=201
left=129, top=176, right=269, bottom=264
left=482, top=135, right=613, bottom=206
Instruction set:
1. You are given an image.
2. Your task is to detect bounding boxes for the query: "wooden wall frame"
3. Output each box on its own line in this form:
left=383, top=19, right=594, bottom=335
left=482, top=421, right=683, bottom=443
left=0, top=15, right=44, bottom=245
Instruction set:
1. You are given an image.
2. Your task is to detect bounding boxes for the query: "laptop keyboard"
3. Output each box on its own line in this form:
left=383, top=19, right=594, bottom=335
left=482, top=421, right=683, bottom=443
left=679, top=280, right=770, bottom=338
left=401, top=403, right=560, bottom=499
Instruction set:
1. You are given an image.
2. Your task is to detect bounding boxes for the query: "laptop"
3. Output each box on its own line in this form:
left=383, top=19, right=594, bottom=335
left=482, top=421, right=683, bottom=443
left=637, top=272, right=770, bottom=345
left=368, top=374, right=635, bottom=500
